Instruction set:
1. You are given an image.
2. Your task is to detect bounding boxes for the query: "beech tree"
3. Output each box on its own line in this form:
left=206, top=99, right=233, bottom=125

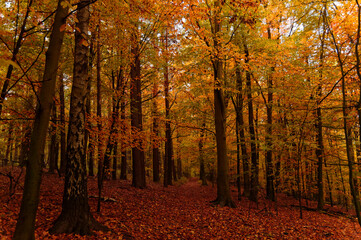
left=13, top=0, right=69, bottom=238
left=49, top=0, right=107, bottom=234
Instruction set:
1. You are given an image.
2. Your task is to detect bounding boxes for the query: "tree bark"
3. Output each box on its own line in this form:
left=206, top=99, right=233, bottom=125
left=85, top=32, right=95, bottom=176
left=13, top=1, right=69, bottom=239
left=244, top=42, right=259, bottom=202
left=120, top=98, right=127, bottom=180
left=164, top=28, right=173, bottom=187
left=199, top=120, right=207, bottom=186
left=96, top=22, right=103, bottom=180
left=130, top=20, right=146, bottom=188
left=234, top=63, right=249, bottom=199
left=59, top=75, right=67, bottom=174
left=49, top=1, right=106, bottom=235
left=152, top=81, right=160, bottom=182
left=48, top=103, right=58, bottom=173
left=211, top=0, right=235, bottom=207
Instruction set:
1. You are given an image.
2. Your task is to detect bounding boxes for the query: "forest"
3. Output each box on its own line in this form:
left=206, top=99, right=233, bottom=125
left=1, top=0, right=361, bottom=239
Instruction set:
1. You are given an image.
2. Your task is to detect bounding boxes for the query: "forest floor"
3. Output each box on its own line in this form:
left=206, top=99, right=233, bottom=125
left=0, top=167, right=360, bottom=239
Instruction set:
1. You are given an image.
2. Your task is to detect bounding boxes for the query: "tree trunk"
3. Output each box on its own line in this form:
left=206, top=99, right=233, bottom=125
left=199, top=121, right=207, bottom=186
left=244, top=42, right=259, bottom=202
left=152, top=81, right=160, bottom=182
left=0, top=0, right=33, bottom=116
left=316, top=6, right=327, bottom=210
left=49, top=1, right=106, bottom=235
left=97, top=69, right=123, bottom=211
left=164, top=28, right=173, bottom=187
left=96, top=22, right=103, bottom=180
left=4, top=122, right=13, bottom=166
left=130, top=20, right=146, bottom=188
left=176, top=131, right=182, bottom=178
left=59, top=74, right=67, bottom=174
left=234, top=63, right=249, bottom=198
left=211, top=0, right=235, bottom=207
left=48, top=103, right=58, bottom=173
left=13, top=1, right=69, bottom=239
left=265, top=66, right=275, bottom=201
left=85, top=32, right=95, bottom=176
left=120, top=98, right=127, bottom=180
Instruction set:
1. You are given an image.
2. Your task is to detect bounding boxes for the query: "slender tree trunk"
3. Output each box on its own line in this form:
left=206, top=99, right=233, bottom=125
left=234, top=63, right=249, bottom=198
left=352, top=0, right=361, bottom=226
left=329, top=5, right=361, bottom=225
left=4, top=122, right=13, bottom=166
left=199, top=120, right=207, bottom=186
left=316, top=6, right=327, bottom=210
left=176, top=131, right=182, bottom=178
left=49, top=1, right=107, bottom=234
left=96, top=22, right=103, bottom=180
left=265, top=63, right=275, bottom=201
left=244, top=42, right=258, bottom=202
left=152, top=81, right=160, bottom=182
left=120, top=98, right=127, bottom=180
left=163, top=28, right=173, bottom=187
left=113, top=143, right=118, bottom=180
left=85, top=32, right=95, bottom=176
left=316, top=93, right=324, bottom=210
left=97, top=69, right=123, bottom=211
left=48, top=103, right=58, bottom=173
left=0, top=0, right=34, bottom=116
left=59, top=75, right=67, bottom=174
left=13, top=1, right=69, bottom=239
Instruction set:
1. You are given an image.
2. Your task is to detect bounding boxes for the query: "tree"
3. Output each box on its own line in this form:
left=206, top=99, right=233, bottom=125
left=130, top=15, right=146, bottom=188
left=13, top=0, right=69, bottom=238
left=49, top=0, right=107, bottom=234
left=210, top=0, right=235, bottom=207
left=164, top=28, right=173, bottom=187
left=0, top=0, right=34, bottom=116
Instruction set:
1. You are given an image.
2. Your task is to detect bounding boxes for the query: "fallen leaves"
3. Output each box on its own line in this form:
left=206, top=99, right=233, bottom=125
left=0, top=167, right=360, bottom=239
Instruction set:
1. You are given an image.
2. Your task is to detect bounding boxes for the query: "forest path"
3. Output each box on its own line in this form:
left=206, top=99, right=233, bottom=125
left=0, top=168, right=360, bottom=239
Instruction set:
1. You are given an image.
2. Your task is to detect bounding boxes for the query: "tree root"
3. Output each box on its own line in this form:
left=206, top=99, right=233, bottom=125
left=211, top=198, right=237, bottom=208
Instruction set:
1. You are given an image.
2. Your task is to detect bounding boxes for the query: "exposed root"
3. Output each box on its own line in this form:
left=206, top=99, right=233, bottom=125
left=211, top=198, right=237, bottom=208
left=49, top=212, right=109, bottom=235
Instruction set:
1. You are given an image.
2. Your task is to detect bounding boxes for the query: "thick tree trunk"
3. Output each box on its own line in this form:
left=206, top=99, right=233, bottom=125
left=13, top=1, right=69, bottom=239
left=49, top=1, right=106, bottom=235
left=130, top=22, right=146, bottom=188
left=211, top=0, right=235, bottom=207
